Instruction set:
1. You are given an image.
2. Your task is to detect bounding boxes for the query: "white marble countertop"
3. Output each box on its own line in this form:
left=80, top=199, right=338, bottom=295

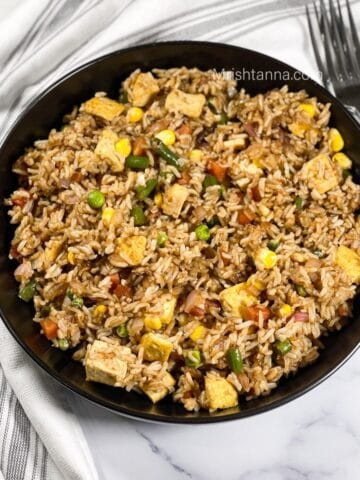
left=70, top=346, right=360, bottom=480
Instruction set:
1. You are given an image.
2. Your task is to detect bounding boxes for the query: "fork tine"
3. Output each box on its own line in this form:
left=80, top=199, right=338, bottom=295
left=319, top=0, right=340, bottom=84
left=328, top=0, right=351, bottom=76
left=346, top=0, right=360, bottom=56
left=336, top=0, right=360, bottom=77
left=306, top=4, right=330, bottom=87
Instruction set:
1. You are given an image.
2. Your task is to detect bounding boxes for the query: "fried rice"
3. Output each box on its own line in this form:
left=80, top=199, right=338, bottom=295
left=6, top=67, right=360, bottom=411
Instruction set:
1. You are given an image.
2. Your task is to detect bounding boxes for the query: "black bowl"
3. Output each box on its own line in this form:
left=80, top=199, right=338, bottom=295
left=1, top=41, right=360, bottom=424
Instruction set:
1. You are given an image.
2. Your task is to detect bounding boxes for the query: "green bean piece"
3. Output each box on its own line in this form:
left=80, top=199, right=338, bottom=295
left=218, top=112, right=228, bottom=124
left=275, top=339, right=292, bottom=355
left=58, top=338, right=70, bottom=351
left=125, top=155, right=150, bottom=170
left=116, top=324, right=128, bottom=338
left=294, top=196, right=304, bottom=209
left=156, top=231, right=168, bottom=247
left=136, top=178, right=158, bottom=200
left=203, top=174, right=219, bottom=189
left=267, top=239, right=280, bottom=251
left=207, top=99, right=217, bottom=113
left=295, top=284, right=307, bottom=297
left=150, top=137, right=180, bottom=169
left=39, top=304, right=51, bottom=318
left=71, top=295, right=84, bottom=309
left=131, top=205, right=146, bottom=226
left=18, top=279, right=37, bottom=302
left=226, top=347, right=243, bottom=373
left=185, top=350, right=202, bottom=368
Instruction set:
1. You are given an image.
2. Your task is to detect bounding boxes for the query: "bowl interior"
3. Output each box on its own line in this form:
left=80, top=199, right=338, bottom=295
left=1, top=41, right=360, bottom=423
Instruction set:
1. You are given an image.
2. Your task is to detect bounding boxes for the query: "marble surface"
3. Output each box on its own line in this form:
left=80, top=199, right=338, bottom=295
left=70, top=346, right=360, bottom=480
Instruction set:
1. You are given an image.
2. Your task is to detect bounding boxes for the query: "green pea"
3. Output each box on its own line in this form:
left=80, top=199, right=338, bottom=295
left=275, top=339, right=292, bottom=355
left=195, top=224, right=211, bottom=242
left=227, top=347, right=243, bottom=373
left=58, top=338, right=70, bottom=351
left=136, top=178, right=158, bottom=200
left=150, top=138, right=180, bottom=169
left=203, top=174, right=219, bottom=189
left=131, top=205, right=146, bottom=226
left=116, top=324, right=128, bottom=338
left=295, top=284, right=307, bottom=297
left=125, top=155, right=150, bottom=170
left=294, top=196, right=304, bottom=209
left=71, top=295, right=84, bottom=308
left=18, top=279, right=37, bottom=302
left=185, top=350, right=202, bottom=368
left=267, top=239, right=280, bottom=251
left=87, top=190, right=105, bottom=209
left=157, top=231, right=168, bottom=247
left=218, top=112, right=228, bottom=124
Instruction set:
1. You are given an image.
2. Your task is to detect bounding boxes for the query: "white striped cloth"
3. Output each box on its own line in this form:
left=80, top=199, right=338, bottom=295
left=1, top=1, right=359, bottom=479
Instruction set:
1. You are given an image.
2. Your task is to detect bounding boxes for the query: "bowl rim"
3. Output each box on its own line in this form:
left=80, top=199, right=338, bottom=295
left=1, top=40, right=360, bottom=424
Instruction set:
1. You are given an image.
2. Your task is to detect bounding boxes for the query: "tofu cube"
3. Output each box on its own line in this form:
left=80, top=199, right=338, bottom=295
left=300, top=154, right=338, bottom=194
left=335, top=245, right=360, bottom=283
left=83, top=97, right=124, bottom=121
left=129, top=72, right=160, bottom=107
left=44, top=239, right=63, bottom=269
left=219, top=283, right=257, bottom=316
left=165, top=89, right=206, bottom=118
left=142, top=372, right=175, bottom=403
left=85, top=340, right=133, bottom=387
left=95, top=129, right=124, bottom=173
left=110, top=235, right=147, bottom=267
left=162, top=184, right=189, bottom=218
left=141, top=333, right=173, bottom=362
left=205, top=376, right=238, bottom=410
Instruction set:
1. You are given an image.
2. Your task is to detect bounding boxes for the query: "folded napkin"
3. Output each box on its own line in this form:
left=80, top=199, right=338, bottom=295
left=1, top=0, right=359, bottom=479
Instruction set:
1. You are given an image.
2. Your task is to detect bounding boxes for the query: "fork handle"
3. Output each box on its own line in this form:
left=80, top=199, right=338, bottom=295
left=346, top=105, right=360, bottom=124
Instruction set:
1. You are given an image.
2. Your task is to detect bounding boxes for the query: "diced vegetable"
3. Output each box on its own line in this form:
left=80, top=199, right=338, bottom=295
left=154, top=193, right=162, bottom=207
left=136, top=178, right=158, bottom=200
left=254, top=248, right=277, bottom=270
left=189, top=149, right=203, bottom=162
left=298, top=103, right=316, bottom=118
left=203, top=174, right=219, bottom=189
left=293, top=311, right=309, bottom=322
left=113, top=284, right=132, bottom=299
left=295, top=284, right=307, bottom=297
left=118, top=90, right=128, bottom=103
left=189, top=325, right=207, bottom=342
left=125, top=155, right=150, bottom=170
left=58, top=338, right=69, bottom=351
left=87, top=190, right=105, bottom=209
left=333, top=152, right=352, bottom=169
left=241, top=305, right=271, bottom=322
left=155, top=129, right=176, bottom=146
left=185, top=350, right=202, bottom=368
left=67, top=251, right=75, bottom=265
left=39, top=304, right=51, bottom=318
left=116, top=324, right=129, bottom=338
left=115, top=138, right=132, bottom=157
left=329, top=128, right=344, bottom=152
left=132, top=137, right=147, bottom=156
left=40, top=319, right=58, bottom=340
left=294, top=196, right=304, bottom=209
left=278, top=304, right=293, bottom=318
left=156, top=231, right=168, bottom=247
left=144, top=295, right=177, bottom=328
left=127, top=107, right=144, bottom=123
left=184, top=290, right=206, bottom=317
left=206, top=216, right=220, bottom=228
left=218, top=112, right=228, bottom=124
left=130, top=205, right=146, bottom=226
left=226, top=347, right=243, bottom=373
left=83, top=97, right=124, bottom=121
left=314, top=249, right=325, bottom=259
left=237, top=209, right=254, bottom=225
left=165, top=89, right=206, bottom=118
left=195, top=224, right=211, bottom=242
left=93, top=304, right=107, bottom=321
left=151, top=137, right=180, bottom=169
left=267, top=239, right=280, bottom=251
left=275, top=339, right=292, bottom=355
left=71, top=295, right=84, bottom=308
left=219, top=283, right=257, bottom=316
left=144, top=316, right=162, bottom=330
left=19, top=279, right=37, bottom=302
left=162, top=184, right=189, bottom=218
left=102, top=207, right=115, bottom=227
left=205, top=376, right=238, bottom=410
left=207, top=161, right=227, bottom=182
left=251, top=185, right=262, bottom=202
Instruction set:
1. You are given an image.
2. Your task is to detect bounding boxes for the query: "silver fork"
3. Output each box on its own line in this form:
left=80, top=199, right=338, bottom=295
left=306, top=0, right=360, bottom=121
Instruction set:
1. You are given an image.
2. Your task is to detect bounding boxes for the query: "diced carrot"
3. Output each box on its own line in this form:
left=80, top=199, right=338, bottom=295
left=10, top=245, right=21, bottom=260
left=12, top=197, right=28, bottom=207
left=133, top=136, right=147, bottom=156
left=242, top=305, right=271, bottom=322
left=178, top=171, right=191, bottom=185
left=338, top=304, right=349, bottom=317
left=113, top=284, right=132, bottom=298
left=208, top=161, right=227, bottom=182
left=176, top=124, right=192, bottom=136
left=237, top=209, right=254, bottom=225
left=71, top=171, right=83, bottom=183
left=109, top=273, right=120, bottom=290
left=251, top=185, right=262, bottom=202
left=40, top=319, right=58, bottom=340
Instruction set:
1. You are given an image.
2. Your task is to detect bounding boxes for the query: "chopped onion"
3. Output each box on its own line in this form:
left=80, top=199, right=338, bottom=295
left=293, top=311, right=309, bottom=322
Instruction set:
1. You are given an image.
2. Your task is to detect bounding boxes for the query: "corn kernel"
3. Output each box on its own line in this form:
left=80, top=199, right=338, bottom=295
left=128, top=107, right=144, bottom=123
left=154, top=192, right=162, bottom=207
left=278, top=304, right=293, bottom=318
left=246, top=276, right=265, bottom=292
left=289, top=122, right=309, bottom=137
left=144, top=315, right=162, bottom=330
left=155, top=129, right=176, bottom=146
left=189, top=149, right=203, bottom=161
left=102, top=207, right=115, bottom=227
left=254, top=248, right=277, bottom=270
left=67, top=251, right=75, bottom=265
left=332, top=152, right=352, bottom=169
left=190, top=325, right=207, bottom=342
left=115, top=138, right=132, bottom=157
left=94, top=304, right=107, bottom=320
left=252, top=158, right=263, bottom=169
left=329, top=128, right=344, bottom=152
left=299, top=103, right=316, bottom=118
